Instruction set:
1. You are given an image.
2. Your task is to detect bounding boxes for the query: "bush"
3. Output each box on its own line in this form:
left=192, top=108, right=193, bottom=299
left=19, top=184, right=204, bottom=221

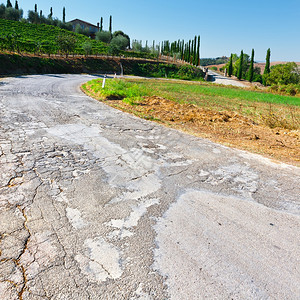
left=129, top=63, right=204, bottom=80
left=5, top=7, right=23, bottom=21
left=265, top=62, right=300, bottom=86
left=285, top=84, right=299, bottom=96
left=268, top=84, right=300, bottom=96
left=211, top=66, right=217, bottom=71
left=112, top=31, right=130, bottom=48
left=109, top=35, right=129, bottom=53
left=82, top=41, right=92, bottom=56
left=96, top=30, right=111, bottom=43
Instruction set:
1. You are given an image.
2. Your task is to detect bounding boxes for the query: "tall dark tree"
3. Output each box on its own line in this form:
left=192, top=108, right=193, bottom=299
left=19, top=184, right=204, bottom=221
left=264, top=48, right=271, bottom=75
left=7, top=0, right=12, bottom=8
left=263, top=48, right=271, bottom=85
left=193, top=36, right=197, bottom=65
left=188, top=40, right=191, bottom=63
left=100, top=17, right=103, bottom=31
left=49, top=7, right=53, bottom=18
left=228, top=54, right=233, bottom=77
left=237, top=50, right=243, bottom=80
left=63, top=7, right=66, bottom=23
left=248, top=49, right=255, bottom=82
left=196, top=35, right=200, bottom=66
left=15, top=0, right=19, bottom=10
left=40, top=10, right=42, bottom=18
left=109, top=15, right=112, bottom=32
left=181, top=39, right=184, bottom=60
left=191, top=39, right=194, bottom=64
left=34, top=4, right=37, bottom=13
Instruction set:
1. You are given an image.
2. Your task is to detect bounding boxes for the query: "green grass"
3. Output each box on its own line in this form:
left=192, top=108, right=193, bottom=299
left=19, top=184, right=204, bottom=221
left=87, top=79, right=151, bottom=103
left=85, top=78, right=300, bottom=129
left=149, top=82, right=300, bottom=106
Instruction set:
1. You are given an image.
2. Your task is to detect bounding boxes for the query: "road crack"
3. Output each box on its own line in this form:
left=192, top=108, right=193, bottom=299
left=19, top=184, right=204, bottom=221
left=15, top=206, right=31, bottom=300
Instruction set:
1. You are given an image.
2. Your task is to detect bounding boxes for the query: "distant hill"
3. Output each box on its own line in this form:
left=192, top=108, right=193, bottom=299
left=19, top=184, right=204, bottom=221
left=0, top=19, right=107, bottom=55
left=254, top=62, right=300, bottom=73
left=200, top=57, right=229, bottom=66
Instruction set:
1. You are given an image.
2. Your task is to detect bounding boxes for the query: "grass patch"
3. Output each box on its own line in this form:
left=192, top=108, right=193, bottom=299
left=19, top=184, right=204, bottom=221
left=85, top=78, right=152, bottom=102
left=83, top=78, right=300, bottom=130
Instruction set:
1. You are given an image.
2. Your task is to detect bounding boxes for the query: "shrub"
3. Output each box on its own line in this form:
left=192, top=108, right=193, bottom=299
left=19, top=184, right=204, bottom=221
left=96, top=30, right=111, bottom=43
left=110, top=35, right=129, bottom=52
left=268, top=84, right=300, bottom=96
left=265, top=62, right=300, bottom=86
left=82, top=41, right=92, bottom=56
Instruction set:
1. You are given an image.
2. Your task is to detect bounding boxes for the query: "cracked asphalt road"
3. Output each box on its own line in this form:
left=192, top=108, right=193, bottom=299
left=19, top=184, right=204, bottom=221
left=0, top=74, right=299, bottom=300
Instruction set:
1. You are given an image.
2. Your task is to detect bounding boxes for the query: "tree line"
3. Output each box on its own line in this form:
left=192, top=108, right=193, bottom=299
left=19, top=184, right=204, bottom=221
left=224, top=48, right=270, bottom=84
left=160, top=36, right=201, bottom=66
left=225, top=48, right=299, bottom=88
left=129, top=36, right=202, bottom=67
left=0, top=0, right=22, bottom=21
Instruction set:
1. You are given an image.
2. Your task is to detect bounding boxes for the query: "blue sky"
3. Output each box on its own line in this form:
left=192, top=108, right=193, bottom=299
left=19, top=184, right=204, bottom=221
left=11, top=0, right=300, bottom=61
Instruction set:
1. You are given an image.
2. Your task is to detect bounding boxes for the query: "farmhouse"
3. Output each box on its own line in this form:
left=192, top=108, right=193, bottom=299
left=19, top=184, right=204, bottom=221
left=69, top=19, right=100, bottom=39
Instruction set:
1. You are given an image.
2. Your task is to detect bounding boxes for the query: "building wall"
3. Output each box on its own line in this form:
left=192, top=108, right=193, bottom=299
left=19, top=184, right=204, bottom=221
left=70, top=20, right=99, bottom=34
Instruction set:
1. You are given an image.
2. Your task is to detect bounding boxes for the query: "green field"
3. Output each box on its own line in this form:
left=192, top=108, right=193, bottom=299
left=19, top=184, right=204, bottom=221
left=84, top=78, right=300, bottom=129
left=148, top=81, right=300, bottom=106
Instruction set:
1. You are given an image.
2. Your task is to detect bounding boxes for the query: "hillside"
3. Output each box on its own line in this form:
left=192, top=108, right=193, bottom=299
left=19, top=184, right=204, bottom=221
left=0, top=53, right=204, bottom=81
left=0, top=19, right=107, bottom=55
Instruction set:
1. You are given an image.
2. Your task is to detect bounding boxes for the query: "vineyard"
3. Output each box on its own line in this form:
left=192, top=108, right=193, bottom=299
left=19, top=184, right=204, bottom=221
left=0, top=19, right=107, bottom=55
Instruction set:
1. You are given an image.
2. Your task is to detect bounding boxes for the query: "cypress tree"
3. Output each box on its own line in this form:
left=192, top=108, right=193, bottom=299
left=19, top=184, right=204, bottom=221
left=191, top=39, right=194, bottom=64
left=228, top=54, right=233, bottom=77
left=264, top=48, right=271, bottom=75
left=181, top=40, right=184, bottom=60
left=263, top=48, right=271, bottom=85
left=34, top=4, right=37, bottom=13
left=6, top=0, right=12, bottom=8
left=109, top=15, right=112, bottom=32
left=49, top=7, right=53, bottom=18
left=40, top=10, right=42, bottom=18
left=15, top=0, right=19, bottom=10
left=193, top=36, right=197, bottom=65
left=188, top=40, right=191, bottom=63
left=196, top=35, right=200, bottom=66
left=237, top=50, right=243, bottom=80
left=248, top=49, right=255, bottom=82
left=184, top=43, right=188, bottom=62
left=63, top=7, right=66, bottom=23
left=100, top=17, right=103, bottom=31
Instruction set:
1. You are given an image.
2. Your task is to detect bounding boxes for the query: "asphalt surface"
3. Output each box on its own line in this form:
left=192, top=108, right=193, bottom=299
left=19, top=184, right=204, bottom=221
left=0, top=74, right=299, bottom=300
left=207, top=70, right=248, bottom=87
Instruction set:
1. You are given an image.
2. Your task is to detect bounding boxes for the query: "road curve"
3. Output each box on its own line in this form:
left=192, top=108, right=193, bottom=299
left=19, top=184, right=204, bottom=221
left=207, top=70, right=248, bottom=87
left=0, top=75, right=299, bottom=300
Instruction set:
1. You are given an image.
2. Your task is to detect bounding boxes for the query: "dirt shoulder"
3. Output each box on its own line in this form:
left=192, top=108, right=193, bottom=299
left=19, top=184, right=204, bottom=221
left=83, top=85, right=300, bottom=166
